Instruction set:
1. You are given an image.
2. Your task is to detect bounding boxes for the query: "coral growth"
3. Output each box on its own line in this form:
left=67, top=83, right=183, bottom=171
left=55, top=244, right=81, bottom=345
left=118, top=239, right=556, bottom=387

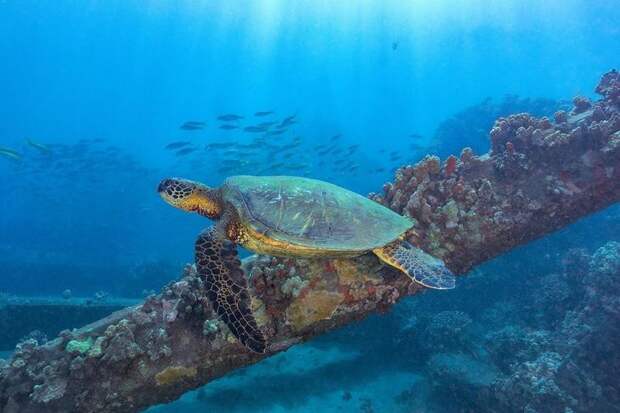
left=410, top=240, right=620, bottom=412
left=331, top=232, right=612, bottom=413
left=371, top=71, right=620, bottom=274
left=431, top=95, right=564, bottom=157
left=155, top=365, right=198, bottom=387
left=286, top=290, right=343, bottom=332
left=420, top=310, right=473, bottom=353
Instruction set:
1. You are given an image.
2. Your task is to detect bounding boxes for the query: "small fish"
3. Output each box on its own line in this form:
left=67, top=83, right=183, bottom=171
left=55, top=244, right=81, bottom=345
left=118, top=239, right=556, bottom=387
left=165, top=141, right=191, bottom=150
left=254, top=111, right=274, bottom=117
left=219, top=124, right=239, bottom=130
left=243, top=141, right=265, bottom=149
left=276, top=114, right=297, bottom=128
left=330, top=134, right=342, bottom=141
left=0, top=149, right=21, bottom=161
left=278, top=120, right=297, bottom=129
left=392, top=41, right=399, bottom=51
left=184, top=121, right=206, bottom=126
left=26, top=139, right=51, bottom=154
left=409, top=133, right=422, bottom=139
left=285, top=163, right=309, bottom=171
left=175, top=147, right=197, bottom=156
left=181, top=123, right=204, bottom=131
left=0, top=146, right=21, bottom=156
left=217, top=114, right=244, bottom=122
left=346, top=144, right=360, bottom=155
left=266, top=129, right=286, bottom=136
left=244, top=126, right=268, bottom=133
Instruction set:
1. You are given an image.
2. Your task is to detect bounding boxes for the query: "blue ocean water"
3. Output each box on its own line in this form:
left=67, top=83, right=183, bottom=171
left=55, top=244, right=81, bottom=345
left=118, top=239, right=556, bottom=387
left=0, top=1, right=619, bottom=412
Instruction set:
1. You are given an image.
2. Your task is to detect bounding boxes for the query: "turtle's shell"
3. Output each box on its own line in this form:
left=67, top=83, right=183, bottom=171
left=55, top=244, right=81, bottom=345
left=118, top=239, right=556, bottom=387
left=222, top=175, right=413, bottom=252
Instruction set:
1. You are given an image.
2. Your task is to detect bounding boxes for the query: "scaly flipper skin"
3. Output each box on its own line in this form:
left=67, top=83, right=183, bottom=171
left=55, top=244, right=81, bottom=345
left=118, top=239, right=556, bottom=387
left=195, top=227, right=267, bottom=353
left=373, top=240, right=456, bottom=289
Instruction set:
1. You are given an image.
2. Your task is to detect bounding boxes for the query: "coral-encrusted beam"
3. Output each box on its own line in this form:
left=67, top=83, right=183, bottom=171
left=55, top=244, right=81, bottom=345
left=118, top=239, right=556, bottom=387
left=371, top=71, right=620, bottom=274
left=1, top=71, right=619, bottom=413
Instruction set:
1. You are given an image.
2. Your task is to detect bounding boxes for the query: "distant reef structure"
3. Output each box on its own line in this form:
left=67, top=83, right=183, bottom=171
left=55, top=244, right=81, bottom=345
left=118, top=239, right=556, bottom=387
left=385, top=241, right=620, bottom=412
left=1, top=70, right=619, bottom=413
left=431, top=94, right=566, bottom=158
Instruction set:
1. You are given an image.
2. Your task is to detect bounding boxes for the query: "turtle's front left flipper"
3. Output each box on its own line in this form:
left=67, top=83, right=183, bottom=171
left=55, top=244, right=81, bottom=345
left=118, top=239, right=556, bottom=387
left=374, top=240, right=456, bottom=290
left=195, top=227, right=267, bottom=353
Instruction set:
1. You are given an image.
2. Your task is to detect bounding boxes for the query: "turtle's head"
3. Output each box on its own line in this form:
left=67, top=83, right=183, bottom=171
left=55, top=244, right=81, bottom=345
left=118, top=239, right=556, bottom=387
left=158, top=178, right=222, bottom=219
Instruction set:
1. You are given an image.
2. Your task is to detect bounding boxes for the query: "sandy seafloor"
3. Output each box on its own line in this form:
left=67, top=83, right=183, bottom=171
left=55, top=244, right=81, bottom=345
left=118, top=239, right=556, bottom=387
left=148, top=343, right=435, bottom=413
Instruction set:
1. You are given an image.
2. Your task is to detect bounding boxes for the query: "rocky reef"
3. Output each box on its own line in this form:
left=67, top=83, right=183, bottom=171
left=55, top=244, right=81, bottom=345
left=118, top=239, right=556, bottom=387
left=408, top=241, right=620, bottom=412
left=371, top=69, right=620, bottom=273
left=0, top=71, right=618, bottom=413
left=0, top=296, right=137, bottom=352
left=431, top=94, right=565, bottom=158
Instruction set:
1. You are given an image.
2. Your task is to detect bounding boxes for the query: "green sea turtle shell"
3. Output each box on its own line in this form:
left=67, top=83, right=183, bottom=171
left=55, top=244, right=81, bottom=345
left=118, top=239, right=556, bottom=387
left=222, top=175, right=414, bottom=252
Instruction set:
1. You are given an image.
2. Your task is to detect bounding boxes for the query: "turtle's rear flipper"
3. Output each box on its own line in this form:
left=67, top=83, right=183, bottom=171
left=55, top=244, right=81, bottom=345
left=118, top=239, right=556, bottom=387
left=195, top=227, right=267, bottom=353
left=373, top=240, right=456, bottom=289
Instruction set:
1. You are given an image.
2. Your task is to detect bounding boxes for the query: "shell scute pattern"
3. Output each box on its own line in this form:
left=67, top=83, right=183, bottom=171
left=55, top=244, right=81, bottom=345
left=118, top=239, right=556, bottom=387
left=223, top=176, right=413, bottom=251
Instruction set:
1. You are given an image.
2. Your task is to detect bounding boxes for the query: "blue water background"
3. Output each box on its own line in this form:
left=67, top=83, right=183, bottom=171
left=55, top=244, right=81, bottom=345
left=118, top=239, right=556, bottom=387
left=0, top=1, right=619, bottom=411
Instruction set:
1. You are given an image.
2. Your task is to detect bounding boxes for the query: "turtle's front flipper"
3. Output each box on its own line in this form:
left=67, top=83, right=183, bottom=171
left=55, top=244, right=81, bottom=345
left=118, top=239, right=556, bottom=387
left=373, top=240, right=456, bottom=289
left=195, top=227, right=267, bottom=353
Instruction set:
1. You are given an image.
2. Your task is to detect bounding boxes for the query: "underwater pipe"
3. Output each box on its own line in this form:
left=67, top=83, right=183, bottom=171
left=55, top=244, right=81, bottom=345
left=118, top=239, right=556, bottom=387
left=1, top=70, right=618, bottom=413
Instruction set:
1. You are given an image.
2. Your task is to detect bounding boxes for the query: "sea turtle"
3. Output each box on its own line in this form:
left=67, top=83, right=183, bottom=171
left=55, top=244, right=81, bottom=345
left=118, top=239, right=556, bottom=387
left=158, top=175, right=455, bottom=352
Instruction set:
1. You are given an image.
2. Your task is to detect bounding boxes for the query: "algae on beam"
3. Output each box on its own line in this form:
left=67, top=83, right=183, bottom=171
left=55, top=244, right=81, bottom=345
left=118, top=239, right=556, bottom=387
left=65, top=337, right=94, bottom=355
left=155, top=366, right=198, bottom=386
